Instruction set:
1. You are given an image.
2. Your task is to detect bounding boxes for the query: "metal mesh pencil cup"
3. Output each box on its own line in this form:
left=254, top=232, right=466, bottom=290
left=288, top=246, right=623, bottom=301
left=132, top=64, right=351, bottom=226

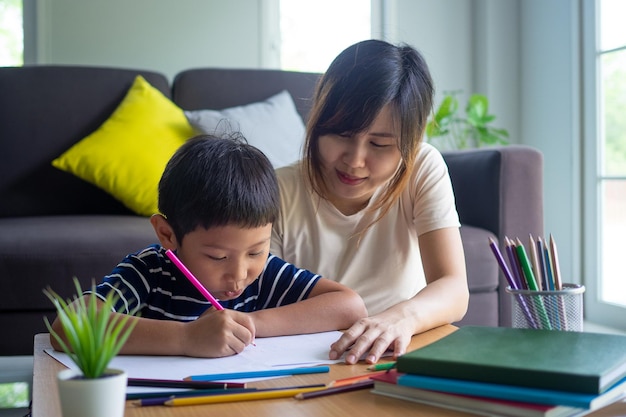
left=505, top=284, right=585, bottom=331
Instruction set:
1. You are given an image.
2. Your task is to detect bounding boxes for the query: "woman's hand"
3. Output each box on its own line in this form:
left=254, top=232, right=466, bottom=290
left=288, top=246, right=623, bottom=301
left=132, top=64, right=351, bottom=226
left=182, top=308, right=256, bottom=358
left=328, top=311, right=414, bottom=364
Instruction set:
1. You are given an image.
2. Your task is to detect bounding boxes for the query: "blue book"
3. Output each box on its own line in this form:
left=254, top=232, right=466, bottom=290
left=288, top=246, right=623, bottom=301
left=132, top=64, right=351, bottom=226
left=397, top=373, right=626, bottom=409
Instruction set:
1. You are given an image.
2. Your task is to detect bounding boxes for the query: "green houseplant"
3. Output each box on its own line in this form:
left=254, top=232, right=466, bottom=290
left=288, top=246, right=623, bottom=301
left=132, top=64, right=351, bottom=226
left=43, top=278, right=136, bottom=417
left=425, top=92, right=509, bottom=150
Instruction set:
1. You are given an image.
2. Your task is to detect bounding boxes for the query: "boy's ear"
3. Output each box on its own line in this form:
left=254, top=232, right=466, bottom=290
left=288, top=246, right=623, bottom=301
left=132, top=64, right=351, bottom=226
left=150, top=214, right=178, bottom=249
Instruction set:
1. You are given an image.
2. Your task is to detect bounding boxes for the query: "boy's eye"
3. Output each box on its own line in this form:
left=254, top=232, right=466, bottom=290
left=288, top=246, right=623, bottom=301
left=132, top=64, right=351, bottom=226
left=249, top=251, right=264, bottom=257
left=208, top=255, right=226, bottom=261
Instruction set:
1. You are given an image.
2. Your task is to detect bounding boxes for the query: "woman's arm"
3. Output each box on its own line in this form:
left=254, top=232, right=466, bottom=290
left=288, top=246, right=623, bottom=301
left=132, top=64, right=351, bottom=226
left=329, top=227, right=468, bottom=364
left=249, top=278, right=367, bottom=337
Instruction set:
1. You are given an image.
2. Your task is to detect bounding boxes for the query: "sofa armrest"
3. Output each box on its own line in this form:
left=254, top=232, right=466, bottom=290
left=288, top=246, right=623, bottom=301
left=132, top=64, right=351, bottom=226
left=442, top=145, right=544, bottom=326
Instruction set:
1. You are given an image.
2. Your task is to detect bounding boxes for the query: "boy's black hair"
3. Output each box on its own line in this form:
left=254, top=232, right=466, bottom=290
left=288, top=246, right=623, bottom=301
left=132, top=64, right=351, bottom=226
left=158, top=134, right=279, bottom=244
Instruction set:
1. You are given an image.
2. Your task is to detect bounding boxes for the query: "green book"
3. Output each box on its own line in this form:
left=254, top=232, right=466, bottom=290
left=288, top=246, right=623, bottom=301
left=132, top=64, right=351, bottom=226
left=396, top=326, right=626, bottom=395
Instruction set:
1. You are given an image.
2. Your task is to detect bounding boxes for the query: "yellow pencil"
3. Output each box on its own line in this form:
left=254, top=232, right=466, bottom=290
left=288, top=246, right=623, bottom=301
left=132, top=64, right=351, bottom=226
left=164, top=386, right=325, bottom=406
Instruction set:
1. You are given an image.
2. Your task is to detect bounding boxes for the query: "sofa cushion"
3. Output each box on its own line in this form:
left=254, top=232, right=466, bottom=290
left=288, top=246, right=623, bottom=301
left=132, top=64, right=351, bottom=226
left=460, top=225, right=499, bottom=292
left=0, top=215, right=156, bottom=312
left=51, top=75, right=195, bottom=216
left=0, top=66, right=173, bottom=217
left=0, top=215, right=156, bottom=355
left=172, top=68, right=321, bottom=120
left=185, top=90, right=305, bottom=168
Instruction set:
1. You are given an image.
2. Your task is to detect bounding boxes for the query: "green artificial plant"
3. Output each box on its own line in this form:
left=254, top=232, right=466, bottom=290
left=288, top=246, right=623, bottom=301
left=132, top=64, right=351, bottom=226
left=43, top=278, right=136, bottom=378
left=425, top=92, right=509, bottom=150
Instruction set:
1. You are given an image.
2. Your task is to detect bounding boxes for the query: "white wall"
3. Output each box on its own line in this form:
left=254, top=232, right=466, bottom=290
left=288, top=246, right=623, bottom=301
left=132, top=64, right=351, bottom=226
left=29, top=0, right=581, bottom=289
left=519, top=1, right=580, bottom=285
left=385, top=0, right=474, bottom=103
left=33, top=0, right=264, bottom=81
left=390, top=0, right=579, bottom=287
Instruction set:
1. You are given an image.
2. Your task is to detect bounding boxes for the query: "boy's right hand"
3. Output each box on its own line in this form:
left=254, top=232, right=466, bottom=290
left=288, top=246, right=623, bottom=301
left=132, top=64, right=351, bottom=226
left=182, top=309, right=256, bottom=357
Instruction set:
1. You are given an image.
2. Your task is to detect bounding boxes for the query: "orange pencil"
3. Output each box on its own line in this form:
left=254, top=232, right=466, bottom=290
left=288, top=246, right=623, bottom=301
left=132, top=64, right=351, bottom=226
left=549, top=234, right=563, bottom=290
left=328, top=371, right=386, bottom=387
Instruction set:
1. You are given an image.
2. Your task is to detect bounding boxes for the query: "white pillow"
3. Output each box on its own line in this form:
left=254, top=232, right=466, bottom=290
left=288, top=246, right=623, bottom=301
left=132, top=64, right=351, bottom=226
left=184, top=90, right=305, bottom=168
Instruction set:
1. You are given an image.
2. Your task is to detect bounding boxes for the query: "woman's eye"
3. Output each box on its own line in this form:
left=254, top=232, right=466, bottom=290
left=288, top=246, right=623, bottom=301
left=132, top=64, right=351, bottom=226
left=208, top=255, right=226, bottom=261
left=371, top=141, right=391, bottom=148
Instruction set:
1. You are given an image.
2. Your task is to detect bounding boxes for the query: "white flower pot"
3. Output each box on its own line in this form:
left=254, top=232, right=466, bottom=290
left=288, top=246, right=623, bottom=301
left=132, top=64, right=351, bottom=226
left=57, top=368, right=127, bottom=417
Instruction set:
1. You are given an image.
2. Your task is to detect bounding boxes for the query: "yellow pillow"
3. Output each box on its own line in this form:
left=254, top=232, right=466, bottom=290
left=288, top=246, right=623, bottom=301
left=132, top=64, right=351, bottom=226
left=52, top=75, right=195, bottom=216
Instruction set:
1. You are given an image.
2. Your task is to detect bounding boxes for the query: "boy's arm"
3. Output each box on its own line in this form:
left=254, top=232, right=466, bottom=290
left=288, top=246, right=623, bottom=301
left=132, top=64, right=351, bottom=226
left=249, top=278, right=367, bottom=337
left=49, top=297, right=256, bottom=358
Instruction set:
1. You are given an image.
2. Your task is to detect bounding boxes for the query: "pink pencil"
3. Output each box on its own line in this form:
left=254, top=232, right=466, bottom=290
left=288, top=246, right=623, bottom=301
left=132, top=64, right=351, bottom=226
left=165, top=249, right=224, bottom=310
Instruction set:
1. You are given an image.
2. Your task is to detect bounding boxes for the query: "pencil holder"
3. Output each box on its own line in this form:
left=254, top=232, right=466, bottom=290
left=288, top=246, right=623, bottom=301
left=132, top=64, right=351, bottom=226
left=506, top=284, right=585, bottom=331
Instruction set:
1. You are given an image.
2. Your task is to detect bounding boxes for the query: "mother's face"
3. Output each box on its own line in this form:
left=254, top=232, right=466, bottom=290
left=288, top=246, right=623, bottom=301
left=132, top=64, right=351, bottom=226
left=317, top=105, right=402, bottom=216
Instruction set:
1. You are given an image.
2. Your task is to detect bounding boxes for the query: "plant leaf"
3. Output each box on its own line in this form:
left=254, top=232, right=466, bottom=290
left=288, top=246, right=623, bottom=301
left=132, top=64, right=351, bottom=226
left=43, top=277, right=138, bottom=378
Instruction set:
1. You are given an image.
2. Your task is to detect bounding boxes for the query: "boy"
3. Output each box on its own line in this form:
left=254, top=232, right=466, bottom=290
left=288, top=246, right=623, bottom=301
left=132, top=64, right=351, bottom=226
left=50, top=135, right=367, bottom=358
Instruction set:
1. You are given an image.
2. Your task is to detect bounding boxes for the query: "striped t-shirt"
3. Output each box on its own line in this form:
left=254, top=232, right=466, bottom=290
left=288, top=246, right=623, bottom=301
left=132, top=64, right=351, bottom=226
left=92, top=245, right=321, bottom=321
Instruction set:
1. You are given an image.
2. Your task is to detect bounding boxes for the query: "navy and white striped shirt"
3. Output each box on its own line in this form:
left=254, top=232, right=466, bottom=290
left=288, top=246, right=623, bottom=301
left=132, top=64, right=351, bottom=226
left=92, top=245, right=321, bottom=321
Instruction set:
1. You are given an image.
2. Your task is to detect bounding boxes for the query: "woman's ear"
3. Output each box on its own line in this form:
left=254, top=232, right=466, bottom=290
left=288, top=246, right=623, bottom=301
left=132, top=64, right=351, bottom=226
left=150, top=214, right=178, bottom=249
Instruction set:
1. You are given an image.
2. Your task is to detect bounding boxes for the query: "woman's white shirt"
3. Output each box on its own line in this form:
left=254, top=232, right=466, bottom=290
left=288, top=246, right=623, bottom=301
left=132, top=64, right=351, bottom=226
left=271, top=143, right=460, bottom=315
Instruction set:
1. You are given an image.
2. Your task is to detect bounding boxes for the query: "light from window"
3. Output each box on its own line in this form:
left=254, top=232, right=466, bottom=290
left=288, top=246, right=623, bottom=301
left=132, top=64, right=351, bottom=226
left=279, top=0, right=371, bottom=73
left=0, top=0, right=23, bottom=66
left=599, top=0, right=626, bottom=307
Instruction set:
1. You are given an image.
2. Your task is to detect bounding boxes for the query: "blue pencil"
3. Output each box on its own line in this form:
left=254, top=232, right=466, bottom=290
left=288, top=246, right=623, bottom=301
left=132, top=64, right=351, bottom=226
left=185, top=365, right=330, bottom=381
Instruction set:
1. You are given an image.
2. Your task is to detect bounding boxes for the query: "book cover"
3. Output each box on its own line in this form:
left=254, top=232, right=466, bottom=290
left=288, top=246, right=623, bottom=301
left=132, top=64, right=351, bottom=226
left=396, top=373, right=626, bottom=410
left=371, top=370, right=584, bottom=417
left=396, top=326, right=626, bottom=394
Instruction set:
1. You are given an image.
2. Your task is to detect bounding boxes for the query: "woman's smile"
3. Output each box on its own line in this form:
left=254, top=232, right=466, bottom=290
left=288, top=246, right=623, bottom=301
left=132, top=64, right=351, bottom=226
left=336, top=169, right=366, bottom=186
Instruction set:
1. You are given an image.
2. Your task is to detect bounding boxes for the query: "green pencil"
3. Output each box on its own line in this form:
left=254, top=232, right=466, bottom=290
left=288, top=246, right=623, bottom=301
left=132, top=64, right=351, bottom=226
left=366, top=361, right=396, bottom=371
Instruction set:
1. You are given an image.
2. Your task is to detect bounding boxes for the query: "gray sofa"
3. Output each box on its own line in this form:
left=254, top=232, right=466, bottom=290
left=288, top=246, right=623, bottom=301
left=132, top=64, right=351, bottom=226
left=0, top=66, right=543, bottom=356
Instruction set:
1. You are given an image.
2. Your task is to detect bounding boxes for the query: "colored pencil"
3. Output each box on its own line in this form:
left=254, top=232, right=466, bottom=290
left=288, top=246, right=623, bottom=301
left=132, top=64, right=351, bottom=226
left=536, top=236, right=551, bottom=291
left=185, top=365, right=330, bottom=381
left=165, top=249, right=223, bottom=310
left=488, top=237, right=518, bottom=290
left=529, top=234, right=543, bottom=290
left=515, top=238, right=539, bottom=291
left=130, top=388, right=256, bottom=404
left=164, top=386, right=326, bottom=406
left=504, top=237, right=524, bottom=289
left=549, top=234, right=563, bottom=290
left=366, top=361, right=396, bottom=371
left=328, top=371, right=386, bottom=387
left=133, top=384, right=325, bottom=406
left=295, top=379, right=374, bottom=400
left=127, top=377, right=245, bottom=389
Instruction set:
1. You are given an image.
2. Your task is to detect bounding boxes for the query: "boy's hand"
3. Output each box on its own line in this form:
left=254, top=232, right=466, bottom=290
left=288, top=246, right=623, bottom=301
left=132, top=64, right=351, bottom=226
left=182, top=309, right=256, bottom=357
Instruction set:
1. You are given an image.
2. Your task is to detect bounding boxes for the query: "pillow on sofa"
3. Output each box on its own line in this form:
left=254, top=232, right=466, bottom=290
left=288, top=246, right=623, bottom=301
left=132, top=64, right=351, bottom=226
left=52, top=75, right=195, bottom=216
left=184, top=90, right=305, bottom=168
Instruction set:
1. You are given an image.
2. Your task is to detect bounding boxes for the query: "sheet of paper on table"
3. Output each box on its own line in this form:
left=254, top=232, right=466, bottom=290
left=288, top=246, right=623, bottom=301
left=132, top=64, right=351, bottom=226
left=45, top=330, right=345, bottom=393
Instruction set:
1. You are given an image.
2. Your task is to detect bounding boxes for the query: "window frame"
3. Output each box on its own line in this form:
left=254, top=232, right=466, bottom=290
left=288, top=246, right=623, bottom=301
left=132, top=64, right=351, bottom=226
left=582, top=0, right=626, bottom=330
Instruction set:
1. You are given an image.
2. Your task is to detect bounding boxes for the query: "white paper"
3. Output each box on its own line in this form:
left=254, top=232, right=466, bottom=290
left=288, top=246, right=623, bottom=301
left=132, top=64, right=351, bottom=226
left=45, top=331, right=344, bottom=388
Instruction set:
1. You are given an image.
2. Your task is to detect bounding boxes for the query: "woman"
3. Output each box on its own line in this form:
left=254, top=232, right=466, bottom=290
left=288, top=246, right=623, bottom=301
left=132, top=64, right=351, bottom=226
left=270, top=39, right=469, bottom=364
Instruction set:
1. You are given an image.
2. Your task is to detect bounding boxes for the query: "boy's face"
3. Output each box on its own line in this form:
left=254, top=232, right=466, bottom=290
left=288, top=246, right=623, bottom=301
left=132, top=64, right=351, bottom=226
left=176, top=223, right=272, bottom=301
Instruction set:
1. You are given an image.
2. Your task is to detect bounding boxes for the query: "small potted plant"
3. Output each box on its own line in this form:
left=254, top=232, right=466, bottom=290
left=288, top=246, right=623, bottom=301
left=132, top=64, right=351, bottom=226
left=43, top=278, right=136, bottom=417
left=426, top=92, right=509, bottom=150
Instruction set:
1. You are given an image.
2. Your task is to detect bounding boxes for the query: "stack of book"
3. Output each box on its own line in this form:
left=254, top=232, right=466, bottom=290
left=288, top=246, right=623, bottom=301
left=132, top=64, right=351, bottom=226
left=371, top=326, right=626, bottom=417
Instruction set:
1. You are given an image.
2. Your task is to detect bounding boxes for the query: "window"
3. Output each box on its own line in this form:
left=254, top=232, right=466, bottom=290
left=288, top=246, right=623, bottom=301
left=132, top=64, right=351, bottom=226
left=583, top=0, right=626, bottom=330
left=278, top=0, right=371, bottom=73
left=0, top=0, right=23, bottom=66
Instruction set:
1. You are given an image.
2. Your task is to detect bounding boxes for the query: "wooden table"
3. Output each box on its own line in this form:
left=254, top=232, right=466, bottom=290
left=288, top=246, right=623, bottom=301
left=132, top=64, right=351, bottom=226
left=32, top=326, right=626, bottom=417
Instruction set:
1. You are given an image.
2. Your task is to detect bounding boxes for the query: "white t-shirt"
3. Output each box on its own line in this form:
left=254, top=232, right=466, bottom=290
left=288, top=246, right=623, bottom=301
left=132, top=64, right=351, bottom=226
left=270, top=143, right=460, bottom=315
